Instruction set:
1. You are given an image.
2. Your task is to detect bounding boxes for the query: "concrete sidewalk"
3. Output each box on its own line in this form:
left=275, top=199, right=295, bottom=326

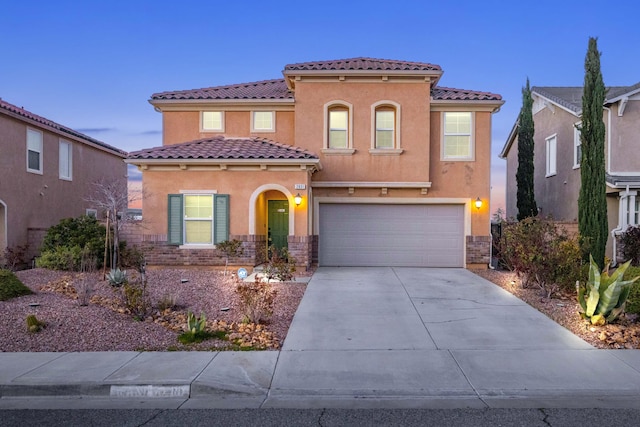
left=2, top=267, right=640, bottom=409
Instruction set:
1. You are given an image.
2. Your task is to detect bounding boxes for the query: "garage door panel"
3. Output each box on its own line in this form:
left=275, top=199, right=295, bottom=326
left=319, top=204, right=464, bottom=267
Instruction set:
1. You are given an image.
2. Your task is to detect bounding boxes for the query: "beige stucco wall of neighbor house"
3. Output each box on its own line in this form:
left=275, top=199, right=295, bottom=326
left=161, top=110, right=296, bottom=147
left=0, top=113, right=126, bottom=260
left=292, top=80, right=432, bottom=184
left=608, top=100, right=640, bottom=173
left=140, top=168, right=312, bottom=238
left=532, top=106, right=581, bottom=221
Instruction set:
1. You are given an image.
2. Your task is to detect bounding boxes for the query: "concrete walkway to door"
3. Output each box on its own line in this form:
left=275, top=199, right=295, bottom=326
left=268, top=267, right=640, bottom=408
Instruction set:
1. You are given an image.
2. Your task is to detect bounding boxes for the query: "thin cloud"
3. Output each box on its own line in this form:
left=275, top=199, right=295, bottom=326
left=77, top=127, right=115, bottom=133
left=138, top=130, right=162, bottom=135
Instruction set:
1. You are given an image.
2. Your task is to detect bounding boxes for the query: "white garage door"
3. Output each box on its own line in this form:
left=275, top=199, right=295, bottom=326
left=318, top=204, right=464, bottom=267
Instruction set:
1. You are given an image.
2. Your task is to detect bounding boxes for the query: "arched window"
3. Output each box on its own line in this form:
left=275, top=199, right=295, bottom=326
left=323, top=101, right=354, bottom=154
left=371, top=101, right=402, bottom=154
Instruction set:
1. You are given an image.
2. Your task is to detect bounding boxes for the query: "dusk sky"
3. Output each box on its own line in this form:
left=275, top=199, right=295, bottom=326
left=2, top=0, right=639, bottom=213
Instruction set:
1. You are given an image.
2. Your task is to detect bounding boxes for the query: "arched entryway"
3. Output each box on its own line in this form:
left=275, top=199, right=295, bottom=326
left=248, top=184, right=295, bottom=256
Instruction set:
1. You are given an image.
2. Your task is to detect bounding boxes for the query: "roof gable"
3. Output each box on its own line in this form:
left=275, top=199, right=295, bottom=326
left=0, top=98, right=127, bottom=156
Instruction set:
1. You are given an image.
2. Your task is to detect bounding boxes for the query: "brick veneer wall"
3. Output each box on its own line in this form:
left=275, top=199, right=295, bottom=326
left=287, top=235, right=313, bottom=269
left=466, top=235, right=491, bottom=265
left=26, top=227, right=48, bottom=263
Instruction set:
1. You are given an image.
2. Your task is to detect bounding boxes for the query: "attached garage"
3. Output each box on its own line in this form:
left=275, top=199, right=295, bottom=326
left=318, top=203, right=464, bottom=267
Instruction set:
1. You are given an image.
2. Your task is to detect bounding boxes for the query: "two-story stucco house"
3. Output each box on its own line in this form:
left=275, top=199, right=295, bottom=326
left=0, top=98, right=128, bottom=264
left=500, top=82, right=640, bottom=261
left=126, top=57, right=503, bottom=269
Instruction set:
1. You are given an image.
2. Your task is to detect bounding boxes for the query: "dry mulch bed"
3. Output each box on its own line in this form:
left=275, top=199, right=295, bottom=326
left=472, top=268, right=640, bottom=349
left=1, top=268, right=306, bottom=352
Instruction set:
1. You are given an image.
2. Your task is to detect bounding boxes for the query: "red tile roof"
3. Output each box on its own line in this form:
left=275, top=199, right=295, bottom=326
left=128, top=136, right=318, bottom=161
left=284, top=57, right=442, bottom=72
left=0, top=98, right=127, bottom=156
left=151, top=79, right=500, bottom=102
left=151, top=79, right=293, bottom=101
left=432, top=87, right=503, bottom=101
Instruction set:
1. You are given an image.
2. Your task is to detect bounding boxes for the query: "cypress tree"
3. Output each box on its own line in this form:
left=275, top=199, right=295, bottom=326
left=516, top=78, right=538, bottom=220
left=578, top=37, right=608, bottom=269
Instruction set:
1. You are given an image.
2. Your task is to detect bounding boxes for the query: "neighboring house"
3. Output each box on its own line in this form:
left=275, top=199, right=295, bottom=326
left=500, top=82, right=640, bottom=261
left=126, top=57, right=503, bottom=268
left=0, top=98, right=128, bottom=263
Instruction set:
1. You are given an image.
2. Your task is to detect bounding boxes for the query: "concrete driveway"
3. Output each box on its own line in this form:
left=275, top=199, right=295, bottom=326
left=266, top=267, right=640, bottom=408
left=282, top=267, right=590, bottom=351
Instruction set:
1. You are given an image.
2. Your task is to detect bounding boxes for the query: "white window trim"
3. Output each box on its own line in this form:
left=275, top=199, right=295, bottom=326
left=201, top=111, right=225, bottom=132
left=546, top=134, right=558, bottom=177
left=85, top=208, right=97, bottom=218
left=323, top=100, right=355, bottom=155
left=26, top=128, right=43, bottom=174
left=251, top=111, right=275, bottom=132
left=59, top=139, right=72, bottom=181
left=441, top=112, right=474, bottom=161
left=573, top=123, right=581, bottom=169
left=370, top=100, right=402, bottom=154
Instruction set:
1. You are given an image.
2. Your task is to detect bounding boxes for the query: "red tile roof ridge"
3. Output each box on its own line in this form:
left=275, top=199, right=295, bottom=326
left=284, top=57, right=442, bottom=71
left=0, top=98, right=127, bottom=156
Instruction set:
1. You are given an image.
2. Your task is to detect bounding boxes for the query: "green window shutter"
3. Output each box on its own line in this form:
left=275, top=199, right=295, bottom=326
left=167, top=194, right=183, bottom=245
left=214, top=194, right=229, bottom=244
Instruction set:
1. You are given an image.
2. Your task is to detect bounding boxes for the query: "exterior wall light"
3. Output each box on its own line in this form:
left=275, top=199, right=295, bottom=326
left=294, top=193, right=302, bottom=206
left=474, top=197, right=483, bottom=210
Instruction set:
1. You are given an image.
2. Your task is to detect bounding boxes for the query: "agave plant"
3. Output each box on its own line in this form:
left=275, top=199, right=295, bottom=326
left=106, top=268, right=127, bottom=287
left=577, top=255, right=640, bottom=325
left=186, top=311, right=207, bottom=334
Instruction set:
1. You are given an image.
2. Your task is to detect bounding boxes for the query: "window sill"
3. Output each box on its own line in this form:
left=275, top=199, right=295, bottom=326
left=179, top=244, right=216, bottom=249
left=250, top=129, right=276, bottom=133
left=369, top=148, right=403, bottom=156
left=440, top=156, right=474, bottom=162
left=27, top=168, right=43, bottom=175
left=59, top=176, right=72, bottom=181
left=545, top=173, right=557, bottom=178
left=322, top=148, right=356, bottom=155
left=573, top=165, right=580, bottom=170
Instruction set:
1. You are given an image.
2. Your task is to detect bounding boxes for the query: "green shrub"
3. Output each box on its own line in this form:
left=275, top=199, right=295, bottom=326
left=119, top=244, right=145, bottom=271
left=501, top=217, right=583, bottom=297
left=39, top=216, right=107, bottom=270
left=36, top=245, right=82, bottom=270
left=621, top=226, right=640, bottom=266
left=1, top=244, right=29, bottom=271
left=578, top=256, right=640, bottom=325
left=122, top=282, right=150, bottom=320
left=623, top=266, right=640, bottom=315
left=0, top=269, right=33, bottom=301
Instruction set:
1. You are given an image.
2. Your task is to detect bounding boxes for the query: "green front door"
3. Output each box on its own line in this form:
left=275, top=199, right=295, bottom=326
left=268, top=200, right=289, bottom=252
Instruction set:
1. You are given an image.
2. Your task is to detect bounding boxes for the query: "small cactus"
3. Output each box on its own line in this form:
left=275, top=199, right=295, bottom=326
left=26, top=314, right=45, bottom=333
left=106, top=268, right=127, bottom=287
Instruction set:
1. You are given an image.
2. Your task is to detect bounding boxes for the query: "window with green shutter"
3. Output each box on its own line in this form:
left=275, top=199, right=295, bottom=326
left=167, top=193, right=229, bottom=246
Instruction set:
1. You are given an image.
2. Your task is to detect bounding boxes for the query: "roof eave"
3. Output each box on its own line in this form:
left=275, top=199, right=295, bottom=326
left=125, top=157, right=320, bottom=166
left=430, top=99, right=504, bottom=112
left=149, top=98, right=295, bottom=109
left=500, top=120, right=520, bottom=159
left=0, top=109, right=127, bottom=158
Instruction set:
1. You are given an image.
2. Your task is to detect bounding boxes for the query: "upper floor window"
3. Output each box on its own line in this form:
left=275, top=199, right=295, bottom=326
left=546, top=134, right=557, bottom=177
left=375, top=109, right=395, bottom=148
left=27, top=128, right=43, bottom=174
left=252, top=111, right=275, bottom=132
left=328, top=108, right=348, bottom=148
left=442, top=112, right=473, bottom=160
left=370, top=101, right=402, bottom=154
left=573, top=124, right=582, bottom=169
left=202, top=111, right=223, bottom=131
left=323, top=101, right=354, bottom=154
left=59, top=140, right=72, bottom=180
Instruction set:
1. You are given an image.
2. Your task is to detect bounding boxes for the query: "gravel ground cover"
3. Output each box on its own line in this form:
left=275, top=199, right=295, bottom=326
left=1, top=268, right=306, bottom=352
left=473, top=268, right=640, bottom=349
